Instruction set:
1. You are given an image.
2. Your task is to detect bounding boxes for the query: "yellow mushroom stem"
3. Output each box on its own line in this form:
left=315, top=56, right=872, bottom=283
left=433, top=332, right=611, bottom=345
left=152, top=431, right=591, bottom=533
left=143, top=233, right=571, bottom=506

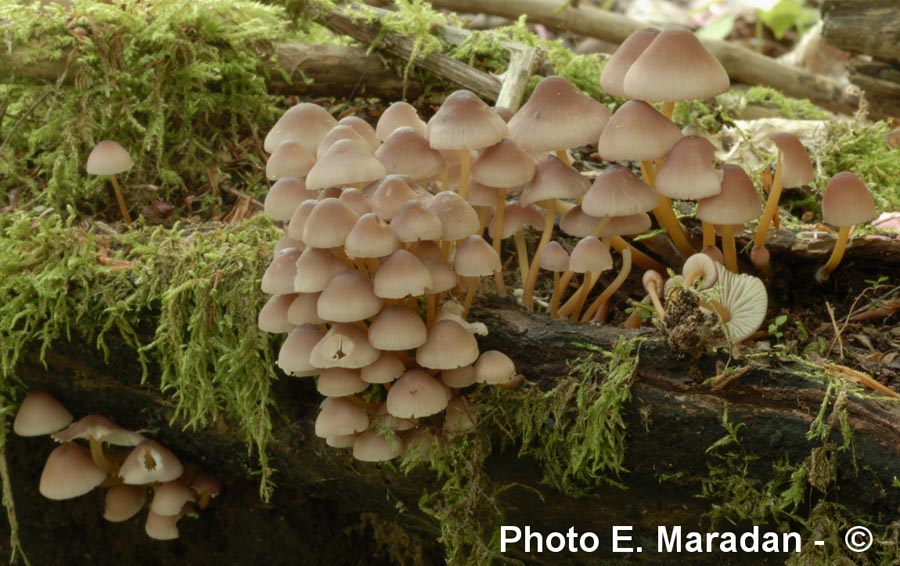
left=558, top=272, right=598, bottom=321
left=355, top=258, right=369, bottom=279
left=457, top=150, right=471, bottom=202
left=815, top=224, right=854, bottom=282
left=492, top=189, right=508, bottom=297
left=549, top=270, right=575, bottom=319
left=109, top=176, right=132, bottom=224
left=522, top=198, right=557, bottom=311
left=753, top=151, right=783, bottom=251
left=660, top=100, right=676, bottom=121
left=513, top=230, right=530, bottom=289
left=555, top=149, right=571, bottom=167
left=702, top=221, right=717, bottom=250
left=440, top=170, right=450, bottom=192
left=720, top=224, right=739, bottom=273
left=583, top=247, right=633, bottom=322
left=641, top=161, right=695, bottom=257
left=461, top=276, right=477, bottom=319
left=647, top=285, right=666, bottom=322
left=89, top=438, right=114, bottom=473
left=623, top=297, right=653, bottom=329
left=608, top=236, right=666, bottom=273
left=477, top=206, right=491, bottom=235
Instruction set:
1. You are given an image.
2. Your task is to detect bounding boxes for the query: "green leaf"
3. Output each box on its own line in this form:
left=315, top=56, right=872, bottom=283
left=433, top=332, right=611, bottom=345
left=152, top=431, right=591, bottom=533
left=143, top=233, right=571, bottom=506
left=698, top=14, right=737, bottom=41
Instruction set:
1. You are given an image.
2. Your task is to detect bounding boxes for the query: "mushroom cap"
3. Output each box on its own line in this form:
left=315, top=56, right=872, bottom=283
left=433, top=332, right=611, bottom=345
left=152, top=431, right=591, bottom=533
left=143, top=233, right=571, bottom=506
left=86, top=140, right=134, bottom=176
left=338, top=187, right=372, bottom=217
left=375, top=126, right=445, bottom=182
left=821, top=171, right=876, bottom=227
left=317, top=270, right=383, bottom=323
left=261, top=247, right=303, bottom=296
left=277, top=324, right=326, bottom=376
left=471, top=138, right=536, bottom=189
left=425, top=191, right=481, bottom=241
left=286, top=199, right=318, bottom=241
left=264, top=177, right=316, bottom=222
left=582, top=165, right=659, bottom=217
left=119, top=440, right=184, bottom=485
left=559, top=205, right=600, bottom=238
left=426, top=90, right=509, bottom=150
left=372, top=403, right=418, bottom=432
left=474, top=350, right=517, bottom=385
left=598, top=212, right=652, bottom=238
left=13, top=390, right=73, bottom=437
left=654, top=136, right=723, bottom=200
left=151, top=481, right=195, bottom=516
left=390, top=200, right=444, bottom=243
left=302, top=197, right=360, bottom=249
left=508, top=75, right=611, bottom=152
left=441, top=365, right=477, bottom=388
left=366, top=175, right=422, bottom=221
left=373, top=249, right=433, bottom=299
left=103, top=484, right=147, bottom=522
left=489, top=204, right=543, bottom=239
left=538, top=241, right=570, bottom=272
left=52, top=414, right=146, bottom=446
left=264, top=102, right=336, bottom=154
left=360, top=351, right=406, bottom=384
left=306, top=139, right=386, bottom=191
left=596, top=101, right=682, bottom=162
left=292, top=247, right=350, bottom=294
left=386, top=369, right=449, bottom=419
left=145, top=511, right=180, bottom=541
left=39, top=442, right=106, bottom=500
left=344, top=213, right=400, bottom=259
left=265, top=141, right=315, bottom=181
left=316, top=368, right=369, bottom=397
left=368, top=305, right=428, bottom=351
left=520, top=155, right=590, bottom=205
left=444, top=396, right=476, bottom=433
left=317, top=124, right=372, bottom=160
left=352, top=429, right=405, bottom=462
left=338, top=115, right=380, bottom=151
left=416, top=319, right=479, bottom=370
left=569, top=236, right=613, bottom=273
left=453, top=235, right=501, bottom=277
left=600, top=28, right=659, bottom=98
left=310, top=323, right=380, bottom=369
left=770, top=133, right=814, bottom=188
left=696, top=164, right=762, bottom=225
left=315, top=397, right=368, bottom=438
left=682, top=253, right=718, bottom=289
left=716, top=264, right=768, bottom=343
left=287, top=293, right=324, bottom=326
left=376, top=101, right=426, bottom=141
left=623, top=28, right=729, bottom=102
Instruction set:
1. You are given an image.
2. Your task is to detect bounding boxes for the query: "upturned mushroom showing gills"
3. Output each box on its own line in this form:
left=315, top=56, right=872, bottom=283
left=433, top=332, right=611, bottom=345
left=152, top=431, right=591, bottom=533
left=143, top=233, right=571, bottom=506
left=815, top=172, right=876, bottom=282
left=86, top=140, right=134, bottom=224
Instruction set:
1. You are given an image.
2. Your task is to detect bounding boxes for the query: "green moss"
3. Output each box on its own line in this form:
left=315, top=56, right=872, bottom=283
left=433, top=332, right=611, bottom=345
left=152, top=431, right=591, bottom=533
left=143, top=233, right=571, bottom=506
left=743, top=86, right=831, bottom=120
left=0, top=210, right=281, bottom=499
left=0, top=0, right=296, bottom=217
left=483, top=337, right=640, bottom=494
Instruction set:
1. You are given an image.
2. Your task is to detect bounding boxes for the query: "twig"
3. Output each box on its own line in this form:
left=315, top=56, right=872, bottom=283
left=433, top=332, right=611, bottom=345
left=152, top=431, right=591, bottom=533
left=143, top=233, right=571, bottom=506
left=428, top=0, right=864, bottom=117
left=823, top=363, right=900, bottom=400
left=0, top=408, right=32, bottom=565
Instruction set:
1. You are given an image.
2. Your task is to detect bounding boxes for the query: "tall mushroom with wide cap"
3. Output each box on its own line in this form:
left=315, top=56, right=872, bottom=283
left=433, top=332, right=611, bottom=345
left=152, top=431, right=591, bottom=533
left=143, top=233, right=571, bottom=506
left=696, top=164, right=762, bottom=273
left=815, top=172, right=876, bottom=282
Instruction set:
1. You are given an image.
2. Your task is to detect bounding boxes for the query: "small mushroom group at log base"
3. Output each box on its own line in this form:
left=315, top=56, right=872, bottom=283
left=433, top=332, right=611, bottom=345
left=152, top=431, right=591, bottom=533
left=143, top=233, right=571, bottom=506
left=13, top=390, right=220, bottom=541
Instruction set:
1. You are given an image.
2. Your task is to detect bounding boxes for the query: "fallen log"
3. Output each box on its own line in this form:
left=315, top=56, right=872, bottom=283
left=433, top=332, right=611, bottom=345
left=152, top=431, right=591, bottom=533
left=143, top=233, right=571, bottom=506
left=8, top=293, right=900, bottom=564
left=425, top=0, right=866, bottom=118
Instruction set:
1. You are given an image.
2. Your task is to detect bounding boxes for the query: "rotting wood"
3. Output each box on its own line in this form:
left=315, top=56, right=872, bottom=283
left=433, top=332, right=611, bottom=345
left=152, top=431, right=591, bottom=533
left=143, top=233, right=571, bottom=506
left=0, top=43, right=424, bottom=100
left=822, top=0, right=900, bottom=62
left=425, top=0, right=866, bottom=117
left=11, top=292, right=900, bottom=563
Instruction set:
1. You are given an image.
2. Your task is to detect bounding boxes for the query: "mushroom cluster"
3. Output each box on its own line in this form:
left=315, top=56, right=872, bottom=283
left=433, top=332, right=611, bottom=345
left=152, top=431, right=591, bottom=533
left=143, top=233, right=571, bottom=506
left=13, top=390, right=220, bottom=541
left=260, top=100, right=525, bottom=461
left=260, top=26, right=878, bottom=408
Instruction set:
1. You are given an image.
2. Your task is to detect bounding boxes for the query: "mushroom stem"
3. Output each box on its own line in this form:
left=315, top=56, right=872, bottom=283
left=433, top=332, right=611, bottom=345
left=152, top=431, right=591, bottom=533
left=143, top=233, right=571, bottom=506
left=426, top=294, right=437, bottom=329
left=109, top=176, right=132, bottom=224
left=491, top=190, right=508, bottom=297
left=461, top=276, right=477, bottom=319
left=702, top=221, right=716, bottom=249
left=815, top=225, right=853, bottom=282
left=440, top=170, right=450, bottom=192
left=660, top=100, right=676, bottom=121
left=555, top=149, right=571, bottom=167
left=753, top=152, right=783, bottom=250
left=89, top=438, right=114, bottom=473
left=647, top=286, right=666, bottom=321
left=608, top=236, right=666, bottom=273
left=355, top=258, right=369, bottom=279
left=522, top=199, right=557, bottom=311
left=720, top=224, right=739, bottom=273
left=549, top=270, right=575, bottom=319
left=583, top=247, right=632, bottom=322
left=623, top=296, right=652, bottom=328
left=457, top=150, right=472, bottom=202
left=513, top=230, right=530, bottom=288
left=558, top=272, right=597, bottom=320
left=641, top=161, right=694, bottom=257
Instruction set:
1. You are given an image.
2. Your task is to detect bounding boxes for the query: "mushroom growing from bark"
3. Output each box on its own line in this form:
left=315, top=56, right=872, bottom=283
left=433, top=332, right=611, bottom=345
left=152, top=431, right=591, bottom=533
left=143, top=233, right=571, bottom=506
left=13, top=390, right=73, bottom=437
left=815, top=172, right=876, bottom=282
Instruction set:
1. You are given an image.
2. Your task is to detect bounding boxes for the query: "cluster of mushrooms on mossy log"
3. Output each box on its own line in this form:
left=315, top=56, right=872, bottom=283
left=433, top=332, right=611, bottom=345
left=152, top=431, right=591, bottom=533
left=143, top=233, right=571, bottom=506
left=252, top=25, right=879, bottom=463
left=13, top=391, right=220, bottom=541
